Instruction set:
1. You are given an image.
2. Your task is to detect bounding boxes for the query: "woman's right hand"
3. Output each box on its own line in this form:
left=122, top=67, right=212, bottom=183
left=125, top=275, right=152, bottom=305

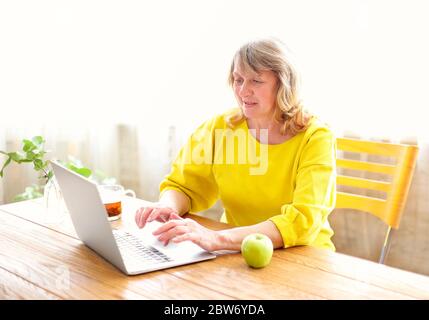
left=134, top=203, right=183, bottom=229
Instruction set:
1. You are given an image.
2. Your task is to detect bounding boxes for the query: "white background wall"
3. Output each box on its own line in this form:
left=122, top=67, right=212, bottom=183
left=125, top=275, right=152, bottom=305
left=1, top=0, right=429, bottom=140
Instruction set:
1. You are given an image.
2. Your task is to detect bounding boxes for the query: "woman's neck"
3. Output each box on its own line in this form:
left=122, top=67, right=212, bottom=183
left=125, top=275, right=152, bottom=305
left=246, top=117, right=289, bottom=144
left=246, top=116, right=280, bottom=132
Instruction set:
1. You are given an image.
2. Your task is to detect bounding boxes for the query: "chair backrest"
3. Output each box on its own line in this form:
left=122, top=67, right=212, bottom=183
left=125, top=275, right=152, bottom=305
left=336, top=137, right=419, bottom=229
left=335, top=137, right=419, bottom=264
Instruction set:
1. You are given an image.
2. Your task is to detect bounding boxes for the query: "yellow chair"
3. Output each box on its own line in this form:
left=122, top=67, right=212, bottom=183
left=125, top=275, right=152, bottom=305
left=335, top=137, right=419, bottom=264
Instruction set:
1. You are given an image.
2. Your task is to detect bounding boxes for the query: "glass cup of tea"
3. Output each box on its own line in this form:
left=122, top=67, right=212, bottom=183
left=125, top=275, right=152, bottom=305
left=98, top=184, right=136, bottom=221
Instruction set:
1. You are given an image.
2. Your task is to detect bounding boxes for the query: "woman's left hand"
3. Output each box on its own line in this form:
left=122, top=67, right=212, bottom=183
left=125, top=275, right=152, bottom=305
left=152, top=218, right=221, bottom=252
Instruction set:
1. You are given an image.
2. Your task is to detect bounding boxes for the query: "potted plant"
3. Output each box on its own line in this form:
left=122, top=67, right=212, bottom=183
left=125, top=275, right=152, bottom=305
left=0, top=136, right=95, bottom=218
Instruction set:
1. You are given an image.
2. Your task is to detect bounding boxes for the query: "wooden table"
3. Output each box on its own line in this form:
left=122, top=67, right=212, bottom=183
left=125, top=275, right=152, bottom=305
left=1, top=198, right=429, bottom=300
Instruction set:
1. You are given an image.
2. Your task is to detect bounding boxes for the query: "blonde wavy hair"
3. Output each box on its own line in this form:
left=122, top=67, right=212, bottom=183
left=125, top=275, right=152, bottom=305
left=226, top=38, right=312, bottom=136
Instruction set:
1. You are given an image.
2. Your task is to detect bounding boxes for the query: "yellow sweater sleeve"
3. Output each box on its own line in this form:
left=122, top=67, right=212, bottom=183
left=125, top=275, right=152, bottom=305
left=269, top=127, right=336, bottom=248
left=159, top=117, right=219, bottom=213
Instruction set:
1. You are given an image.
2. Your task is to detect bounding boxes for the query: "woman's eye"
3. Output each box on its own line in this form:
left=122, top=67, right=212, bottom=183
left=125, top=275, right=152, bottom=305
left=234, top=79, right=243, bottom=84
left=253, top=79, right=263, bottom=83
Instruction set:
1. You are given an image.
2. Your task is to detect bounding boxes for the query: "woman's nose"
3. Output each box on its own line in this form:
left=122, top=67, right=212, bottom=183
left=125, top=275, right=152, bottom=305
left=238, top=82, right=252, bottom=97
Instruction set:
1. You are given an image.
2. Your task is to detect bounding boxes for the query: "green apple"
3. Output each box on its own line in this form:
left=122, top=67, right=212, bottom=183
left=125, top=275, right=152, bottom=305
left=241, top=233, right=273, bottom=268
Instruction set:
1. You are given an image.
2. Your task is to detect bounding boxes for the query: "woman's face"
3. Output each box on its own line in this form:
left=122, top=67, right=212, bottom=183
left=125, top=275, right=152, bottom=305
left=232, top=62, right=279, bottom=121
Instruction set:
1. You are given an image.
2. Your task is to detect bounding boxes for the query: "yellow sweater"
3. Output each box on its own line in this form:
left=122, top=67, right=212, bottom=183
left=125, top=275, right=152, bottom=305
left=160, top=109, right=336, bottom=250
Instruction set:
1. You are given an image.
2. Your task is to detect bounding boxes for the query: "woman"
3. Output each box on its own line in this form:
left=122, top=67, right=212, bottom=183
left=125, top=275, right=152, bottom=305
left=135, top=38, right=336, bottom=252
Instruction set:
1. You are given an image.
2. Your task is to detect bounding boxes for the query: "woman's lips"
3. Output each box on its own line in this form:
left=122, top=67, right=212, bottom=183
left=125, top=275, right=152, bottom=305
left=244, top=102, right=257, bottom=108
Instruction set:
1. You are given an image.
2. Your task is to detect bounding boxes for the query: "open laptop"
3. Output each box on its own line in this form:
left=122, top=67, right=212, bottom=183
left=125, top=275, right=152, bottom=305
left=50, top=160, right=216, bottom=275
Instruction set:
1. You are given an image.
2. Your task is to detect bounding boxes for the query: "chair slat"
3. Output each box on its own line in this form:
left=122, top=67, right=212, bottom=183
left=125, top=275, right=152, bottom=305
left=337, top=138, right=406, bottom=157
left=337, top=175, right=391, bottom=192
left=336, top=158, right=396, bottom=175
left=336, top=191, right=387, bottom=218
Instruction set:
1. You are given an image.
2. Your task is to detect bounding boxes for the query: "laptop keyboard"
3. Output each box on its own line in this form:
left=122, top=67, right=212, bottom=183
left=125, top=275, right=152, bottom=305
left=113, top=230, right=173, bottom=266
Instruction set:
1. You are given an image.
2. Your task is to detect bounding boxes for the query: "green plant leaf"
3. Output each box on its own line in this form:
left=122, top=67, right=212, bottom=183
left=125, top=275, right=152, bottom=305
left=9, top=152, right=25, bottom=163
left=33, top=159, right=44, bottom=171
left=66, top=163, right=78, bottom=171
left=67, top=163, right=91, bottom=178
left=75, top=167, right=92, bottom=178
left=32, top=136, right=44, bottom=146
left=0, top=156, right=12, bottom=177
left=25, top=151, right=36, bottom=161
left=13, top=184, right=43, bottom=202
left=13, top=194, right=28, bottom=202
left=37, top=150, right=46, bottom=157
left=23, top=139, right=36, bottom=152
